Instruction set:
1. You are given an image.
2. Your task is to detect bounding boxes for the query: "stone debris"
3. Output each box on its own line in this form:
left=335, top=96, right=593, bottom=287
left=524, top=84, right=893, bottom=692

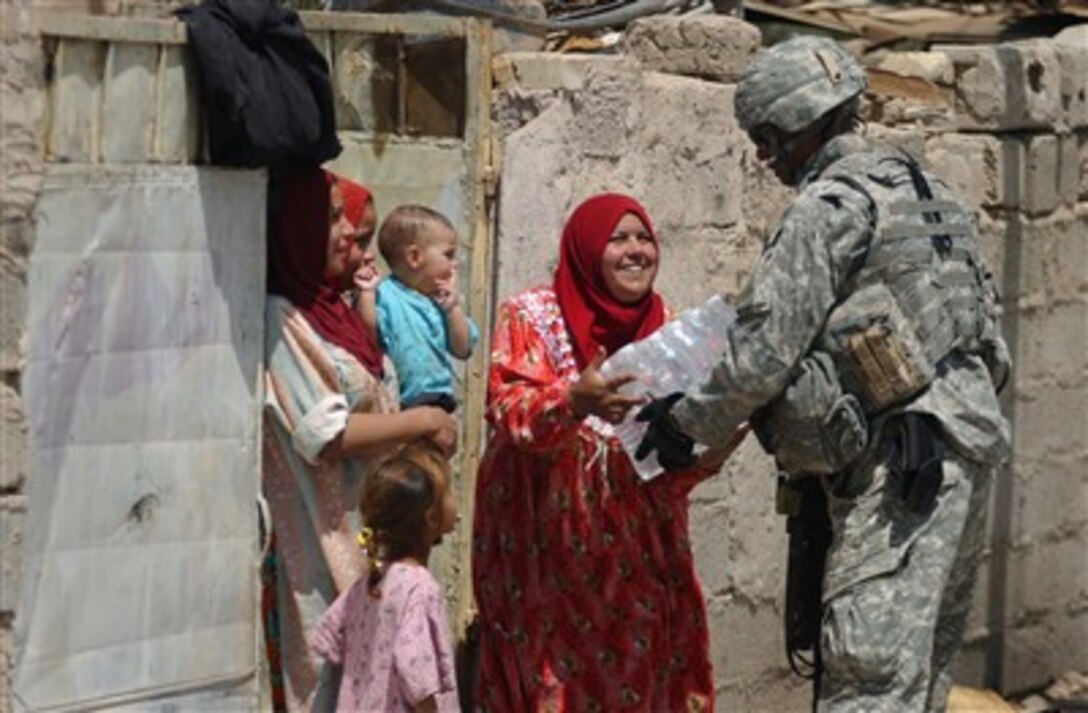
left=948, top=685, right=1020, bottom=713
left=623, top=14, right=760, bottom=82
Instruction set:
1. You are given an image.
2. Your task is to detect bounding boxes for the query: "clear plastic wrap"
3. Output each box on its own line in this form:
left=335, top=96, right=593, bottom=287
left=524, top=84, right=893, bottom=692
left=601, top=295, right=736, bottom=480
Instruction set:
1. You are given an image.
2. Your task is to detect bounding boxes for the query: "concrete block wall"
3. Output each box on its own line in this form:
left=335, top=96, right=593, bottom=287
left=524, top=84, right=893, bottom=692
left=490, top=21, right=1088, bottom=705
left=905, top=37, right=1088, bottom=694
left=0, top=3, right=44, bottom=711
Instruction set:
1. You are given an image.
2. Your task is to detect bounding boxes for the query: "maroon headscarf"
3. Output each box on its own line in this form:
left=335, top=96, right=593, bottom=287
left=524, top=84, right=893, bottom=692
left=339, top=177, right=372, bottom=229
left=553, top=193, right=666, bottom=370
left=268, top=167, right=384, bottom=378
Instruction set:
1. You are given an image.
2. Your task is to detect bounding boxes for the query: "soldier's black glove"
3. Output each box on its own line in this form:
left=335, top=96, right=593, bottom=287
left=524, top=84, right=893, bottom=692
left=634, top=392, right=697, bottom=471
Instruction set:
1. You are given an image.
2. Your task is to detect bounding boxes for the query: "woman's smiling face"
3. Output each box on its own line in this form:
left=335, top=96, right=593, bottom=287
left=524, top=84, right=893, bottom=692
left=600, top=212, right=658, bottom=304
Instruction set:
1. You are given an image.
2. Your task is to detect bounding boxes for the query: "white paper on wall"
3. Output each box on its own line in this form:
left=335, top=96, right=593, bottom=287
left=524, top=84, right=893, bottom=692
left=14, top=165, right=266, bottom=711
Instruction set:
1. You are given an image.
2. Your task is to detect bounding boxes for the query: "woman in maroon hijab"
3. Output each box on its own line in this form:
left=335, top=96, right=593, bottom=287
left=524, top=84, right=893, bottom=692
left=472, top=193, right=727, bottom=711
left=262, top=167, right=457, bottom=710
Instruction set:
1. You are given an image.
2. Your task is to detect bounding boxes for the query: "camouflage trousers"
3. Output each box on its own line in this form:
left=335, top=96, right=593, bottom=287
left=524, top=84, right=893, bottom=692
left=817, top=444, right=994, bottom=713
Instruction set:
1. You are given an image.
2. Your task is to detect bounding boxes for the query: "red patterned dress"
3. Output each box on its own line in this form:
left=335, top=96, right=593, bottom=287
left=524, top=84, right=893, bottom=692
left=472, top=286, right=717, bottom=712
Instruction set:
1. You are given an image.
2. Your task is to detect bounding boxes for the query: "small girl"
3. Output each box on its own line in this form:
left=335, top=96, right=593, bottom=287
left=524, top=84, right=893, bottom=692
left=310, top=443, right=460, bottom=712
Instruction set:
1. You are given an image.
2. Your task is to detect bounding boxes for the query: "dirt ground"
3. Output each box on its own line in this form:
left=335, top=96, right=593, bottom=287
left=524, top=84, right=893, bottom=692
left=951, top=671, right=1088, bottom=712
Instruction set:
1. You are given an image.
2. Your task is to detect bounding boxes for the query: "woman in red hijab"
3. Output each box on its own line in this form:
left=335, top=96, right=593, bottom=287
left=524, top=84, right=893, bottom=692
left=472, top=193, right=724, bottom=711
left=262, top=167, right=457, bottom=711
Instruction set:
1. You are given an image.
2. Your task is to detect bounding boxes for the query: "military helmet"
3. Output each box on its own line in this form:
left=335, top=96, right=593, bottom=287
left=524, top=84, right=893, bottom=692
left=735, top=36, right=868, bottom=134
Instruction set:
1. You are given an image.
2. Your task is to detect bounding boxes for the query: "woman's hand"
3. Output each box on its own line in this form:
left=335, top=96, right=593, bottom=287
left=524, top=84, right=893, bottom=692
left=569, top=348, right=647, bottom=424
left=420, top=406, right=458, bottom=457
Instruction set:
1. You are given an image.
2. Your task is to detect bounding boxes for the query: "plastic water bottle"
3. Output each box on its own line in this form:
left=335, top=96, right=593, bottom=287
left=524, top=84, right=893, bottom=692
left=601, top=295, right=736, bottom=481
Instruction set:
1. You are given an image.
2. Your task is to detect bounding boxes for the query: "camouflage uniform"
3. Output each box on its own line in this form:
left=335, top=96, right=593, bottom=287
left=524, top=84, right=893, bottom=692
left=669, top=40, right=1010, bottom=712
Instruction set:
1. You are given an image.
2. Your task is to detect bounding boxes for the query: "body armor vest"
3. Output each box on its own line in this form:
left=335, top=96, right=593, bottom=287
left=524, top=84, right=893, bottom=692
left=755, top=147, right=1009, bottom=476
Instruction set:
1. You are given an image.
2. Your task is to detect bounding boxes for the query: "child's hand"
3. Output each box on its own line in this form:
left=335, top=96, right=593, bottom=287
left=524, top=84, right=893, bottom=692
left=353, top=263, right=380, bottom=293
left=434, top=275, right=460, bottom=313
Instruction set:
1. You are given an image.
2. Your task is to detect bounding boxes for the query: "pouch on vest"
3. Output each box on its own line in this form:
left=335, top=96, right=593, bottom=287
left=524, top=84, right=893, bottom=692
left=822, top=281, right=935, bottom=413
left=753, top=352, right=869, bottom=475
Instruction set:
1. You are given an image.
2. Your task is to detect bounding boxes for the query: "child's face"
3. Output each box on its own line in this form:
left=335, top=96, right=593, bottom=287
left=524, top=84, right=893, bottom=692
left=405, top=225, right=458, bottom=297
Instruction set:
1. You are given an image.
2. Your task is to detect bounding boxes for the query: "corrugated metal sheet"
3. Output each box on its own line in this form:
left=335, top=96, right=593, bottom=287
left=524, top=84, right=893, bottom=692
left=15, top=165, right=265, bottom=711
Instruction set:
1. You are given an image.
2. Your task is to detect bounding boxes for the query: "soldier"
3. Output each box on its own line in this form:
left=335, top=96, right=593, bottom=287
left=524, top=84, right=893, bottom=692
left=635, top=36, right=1010, bottom=712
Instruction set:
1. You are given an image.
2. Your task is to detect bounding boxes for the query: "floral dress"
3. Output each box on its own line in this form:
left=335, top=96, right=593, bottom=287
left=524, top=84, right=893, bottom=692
left=472, top=286, right=717, bottom=712
left=262, top=295, right=398, bottom=711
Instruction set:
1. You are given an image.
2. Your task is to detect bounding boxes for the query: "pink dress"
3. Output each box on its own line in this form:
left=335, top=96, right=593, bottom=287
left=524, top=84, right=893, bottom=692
left=310, top=562, right=460, bottom=712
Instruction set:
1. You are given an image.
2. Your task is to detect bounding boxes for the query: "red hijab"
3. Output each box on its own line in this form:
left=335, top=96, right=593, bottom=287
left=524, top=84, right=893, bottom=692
left=339, top=177, right=372, bottom=229
left=554, top=193, right=666, bottom=369
left=267, top=167, right=384, bottom=378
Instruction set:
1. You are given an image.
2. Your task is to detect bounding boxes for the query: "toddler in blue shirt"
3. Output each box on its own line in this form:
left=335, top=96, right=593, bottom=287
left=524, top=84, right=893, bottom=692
left=355, top=205, right=478, bottom=412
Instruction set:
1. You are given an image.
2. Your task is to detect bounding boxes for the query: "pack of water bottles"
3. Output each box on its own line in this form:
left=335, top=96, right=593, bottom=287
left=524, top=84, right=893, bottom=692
left=601, top=294, right=736, bottom=481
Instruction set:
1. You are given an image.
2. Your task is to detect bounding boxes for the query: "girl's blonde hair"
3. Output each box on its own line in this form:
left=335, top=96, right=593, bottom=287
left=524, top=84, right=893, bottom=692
left=358, top=442, right=451, bottom=597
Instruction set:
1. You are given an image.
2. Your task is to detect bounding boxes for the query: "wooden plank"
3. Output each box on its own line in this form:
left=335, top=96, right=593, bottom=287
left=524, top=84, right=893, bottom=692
left=155, top=45, right=202, bottom=164
left=35, top=13, right=187, bottom=45
left=103, top=42, right=158, bottom=163
left=48, top=39, right=106, bottom=162
left=454, top=16, right=492, bottom=639
left=298, top=10, right=471, bottom=38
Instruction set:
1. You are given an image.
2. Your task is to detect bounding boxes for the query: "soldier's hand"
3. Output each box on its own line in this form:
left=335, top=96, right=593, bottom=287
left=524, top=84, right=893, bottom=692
left=634, top=392, right=697, bottom=471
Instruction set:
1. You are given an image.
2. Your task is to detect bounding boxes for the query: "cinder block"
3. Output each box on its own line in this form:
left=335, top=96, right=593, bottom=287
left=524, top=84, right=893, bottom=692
left=1058, top=133, right=1081, bottom=206
left=1017, top=208, right=1088, bottom=301
left=1003, top=615, right=1088, bottom=698
left=1024, top=134, right=1060, bottom=216
left=0, top=496, right=26, bottom=613
left=1051, top=206, right=1088, bottom=296
left=569, top=61, right=643, bottom=160
left=0, top=381, right=26, bottom=492
left=874, top=51, right=954, bottom=85
left=638, top=72, right=745, bottom=232
left=1012, top=380, right=1087, bottom=459
left=1078, top=133, right=1088, bottom=202
left=1001, top=551, right=1088, bottom=693
left=974, top=209, right=1008, bottom=288
left=623, top=15, right=761, bottom=83
left=939, top=43, right=1062, bottom=131
left=925, top=133, right=1007, bottom=209
left=1014, top=300, right=1088, bottom=388
left=1010, top=452, right=1088, bottom=545
left=869, top=124, right=926, bottom=162
left=492, top=52, right=638, bottom=92
left=1052, top=40, right=1088, bottom=130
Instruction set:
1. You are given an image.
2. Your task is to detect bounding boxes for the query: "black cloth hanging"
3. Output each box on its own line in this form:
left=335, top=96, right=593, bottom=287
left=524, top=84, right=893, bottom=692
left=176, top=0, right=341, bottom=168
